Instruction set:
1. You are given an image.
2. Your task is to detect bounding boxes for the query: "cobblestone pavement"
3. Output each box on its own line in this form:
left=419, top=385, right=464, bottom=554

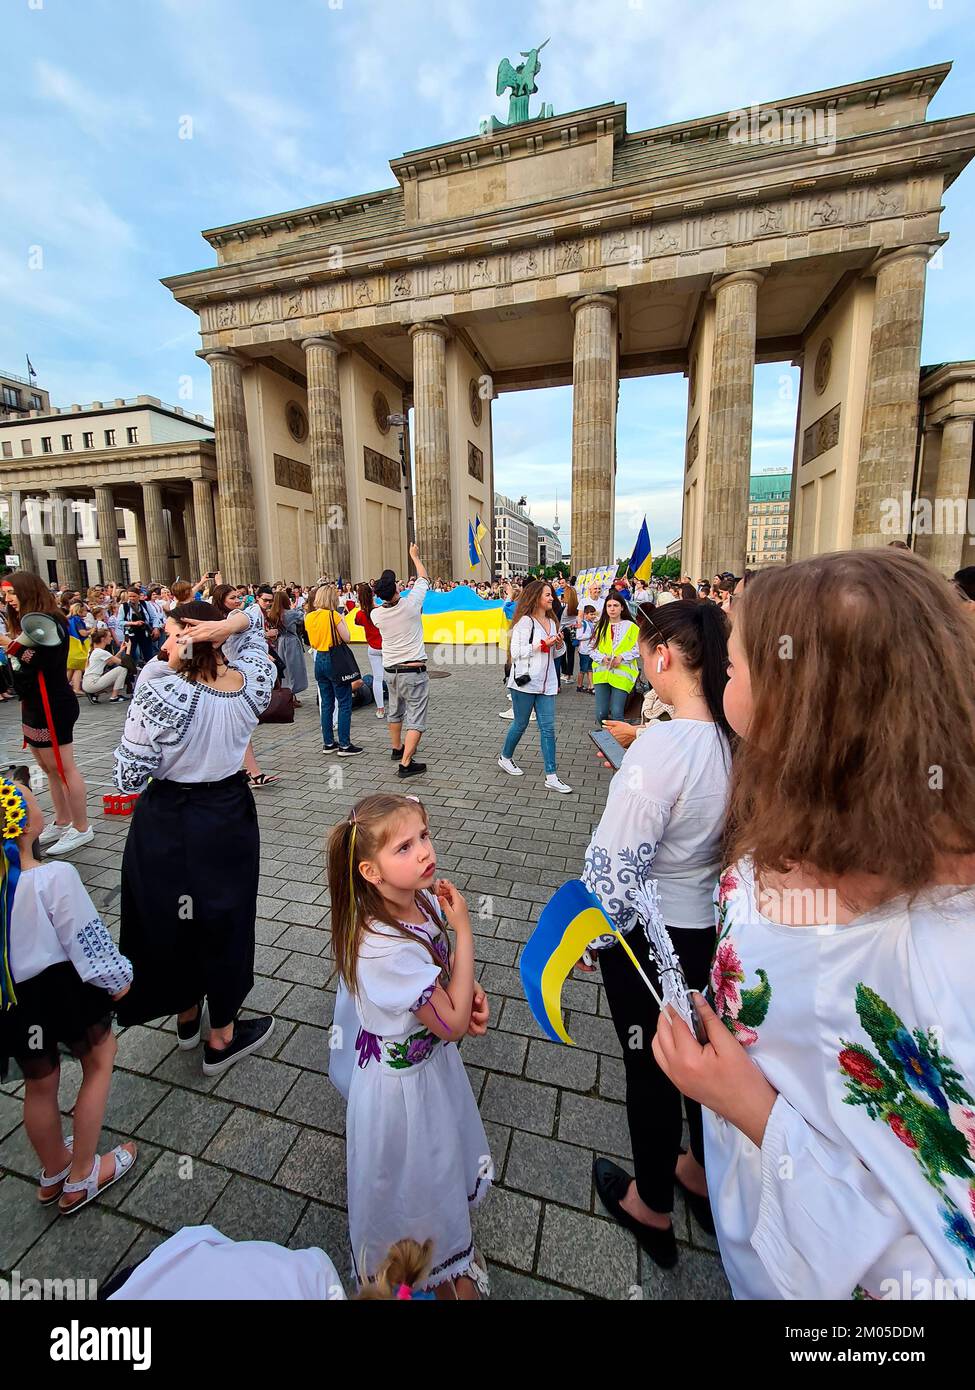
left=0, top=652, right=730, bottom=1300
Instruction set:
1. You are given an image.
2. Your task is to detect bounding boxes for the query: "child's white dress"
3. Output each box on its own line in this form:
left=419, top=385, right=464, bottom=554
left=345, top=902, right=492, bottom=1289
left=705, top=859, right=975, bottom=1299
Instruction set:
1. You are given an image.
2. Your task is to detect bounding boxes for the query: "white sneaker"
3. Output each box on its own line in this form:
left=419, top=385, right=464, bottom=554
left=497, top=755, right=524, bottom=776
left=46, top=825, right=95, bottom=856
left=497, top=709, right=536, bottom=721
left=544, top=774, right=573, bottom=794
left=38, top=822, right=71, bottom=847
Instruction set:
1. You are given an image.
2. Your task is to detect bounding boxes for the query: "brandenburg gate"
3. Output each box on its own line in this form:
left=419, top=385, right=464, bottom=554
left=165, top=58, right=975, bottom=582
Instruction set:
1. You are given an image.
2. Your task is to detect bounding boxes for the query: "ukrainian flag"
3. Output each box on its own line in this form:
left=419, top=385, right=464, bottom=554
left=629, top=517, right=653, bottom=582
left=520, top=881, right=614, bottom=1045
left=467, top=520, right=480, bottom=570
left=474, top=514, right=488, bottom=559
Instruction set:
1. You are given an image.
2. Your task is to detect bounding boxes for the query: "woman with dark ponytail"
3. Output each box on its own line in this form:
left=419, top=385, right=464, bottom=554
left=581, top=600, right=733, bottom=1269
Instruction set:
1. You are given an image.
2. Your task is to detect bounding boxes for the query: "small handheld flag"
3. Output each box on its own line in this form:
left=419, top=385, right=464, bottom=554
left=629, top=517, right=653, bottom=582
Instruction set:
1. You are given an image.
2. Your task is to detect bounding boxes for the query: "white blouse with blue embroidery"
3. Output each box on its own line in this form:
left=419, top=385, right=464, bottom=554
left=113, top=631, right=274, bottom=791
left=11, top=860, right=132, bottom=994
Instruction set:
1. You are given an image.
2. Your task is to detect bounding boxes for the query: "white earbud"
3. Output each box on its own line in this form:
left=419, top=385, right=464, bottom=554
left=656, top=657, right=665, bottom=674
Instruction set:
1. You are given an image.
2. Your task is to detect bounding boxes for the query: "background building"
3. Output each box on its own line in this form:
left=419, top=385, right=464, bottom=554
left=493, top=492, right=531, bottom=577
left=665, top=536, right=682, bottom=560
left=747, top=470, right=792, bottom=568
left=0, top=368, right=49, bottom=420
left=0, top=380, right=216, bottom=587
left=536, top=524, right=563, bottom=569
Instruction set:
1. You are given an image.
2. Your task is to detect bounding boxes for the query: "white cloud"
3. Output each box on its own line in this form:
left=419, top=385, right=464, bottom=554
left=34, top=60, right=151, bottom=145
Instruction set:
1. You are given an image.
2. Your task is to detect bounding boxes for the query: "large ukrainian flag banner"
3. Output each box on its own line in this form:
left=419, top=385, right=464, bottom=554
left=520, top=881, right=615, bottom=1045
left=345, top=588, right=509, bottom=645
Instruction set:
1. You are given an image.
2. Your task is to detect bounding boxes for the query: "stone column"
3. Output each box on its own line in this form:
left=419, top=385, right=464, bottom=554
left=927, top=415, right=974, bottom=575
left=50, top=488, right=83, bottom=590
left=142, top=480, right=172, bottom=581
left=170, top=505, right=189, bottom=580
left=570, top=293, right=617, bottom=570
left=852, top=245, right=935, bottom=549
left=6, top=490, right=38, bottom=574
left=94, top=484, right=123, bottom=586
left=199, top=349, right=259, bottom=582
left=183, top=490, right=201, bottom=579
left=132, top=506, right=150, bottom=585
left=192, top=479, right=218, bottom=576
left=701, top=270, right=765, bottom=578
left=301, top=335, right=351, bottom=579
left=409, top=320, right=452, bottom=582
left=912, top=425, right=941, bottom=561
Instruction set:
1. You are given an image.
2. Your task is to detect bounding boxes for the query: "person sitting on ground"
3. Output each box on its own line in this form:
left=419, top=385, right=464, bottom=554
left=82, top=629, right=130, bottom=704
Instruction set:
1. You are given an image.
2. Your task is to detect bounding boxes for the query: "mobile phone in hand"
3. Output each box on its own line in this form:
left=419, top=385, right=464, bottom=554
left=588, top=727, right=626, bottom=770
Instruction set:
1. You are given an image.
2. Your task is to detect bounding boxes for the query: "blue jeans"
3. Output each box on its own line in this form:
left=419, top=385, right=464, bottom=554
left=501, top=690, right=557, bottom=774
left=315, top=650, right=352, bottom=747
left=594, top=681, right=628, bottom=725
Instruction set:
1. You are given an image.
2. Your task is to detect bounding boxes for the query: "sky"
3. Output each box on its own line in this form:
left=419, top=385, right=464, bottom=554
left=3, top=0, right=975, bottom=558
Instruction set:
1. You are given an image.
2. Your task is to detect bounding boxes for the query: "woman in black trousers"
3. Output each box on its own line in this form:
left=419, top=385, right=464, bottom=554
left=581, top=601, right=733, bottom=1268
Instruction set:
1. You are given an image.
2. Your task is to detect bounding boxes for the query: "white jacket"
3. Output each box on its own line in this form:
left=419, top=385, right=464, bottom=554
left=506, top=614, right=564, bottom=695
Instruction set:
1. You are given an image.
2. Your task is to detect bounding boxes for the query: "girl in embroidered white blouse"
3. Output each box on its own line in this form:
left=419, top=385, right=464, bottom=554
left=654, top=549, right=975, bottom=1300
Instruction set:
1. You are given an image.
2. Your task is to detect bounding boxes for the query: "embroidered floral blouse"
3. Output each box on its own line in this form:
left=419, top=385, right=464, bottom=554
left=704, top=859, right=975, bottom=1300
left=112, top=629, right=274, bottom=791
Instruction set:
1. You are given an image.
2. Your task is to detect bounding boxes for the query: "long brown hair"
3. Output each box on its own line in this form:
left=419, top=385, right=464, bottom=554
left=326, top=794, right=444, bottom=997
left=209, top=584, right=237, bottom=615
left=563, top=585, right=578, bottom=618
left=355, top=582, right=375, bottom=617
left=726, top=549, right=975, bottom=897
left=2, top=571, right=65, bottom=636
left=268, top=589, right=291, bottom=629
left=169, top=600, right=223, bottom=683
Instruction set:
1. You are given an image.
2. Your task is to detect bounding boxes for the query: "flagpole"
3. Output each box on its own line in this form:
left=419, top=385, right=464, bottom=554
left=612, top=929, right=663, bottom=1007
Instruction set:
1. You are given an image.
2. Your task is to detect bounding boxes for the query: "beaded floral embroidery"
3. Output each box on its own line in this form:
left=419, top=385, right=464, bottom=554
left=839, top=983, right=975, bottom=1274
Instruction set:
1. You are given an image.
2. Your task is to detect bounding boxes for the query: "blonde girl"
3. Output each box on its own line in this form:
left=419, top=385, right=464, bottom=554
left=654, top=550, right=975, bottom=1299
left=326, top=793, right=491, bottom=1298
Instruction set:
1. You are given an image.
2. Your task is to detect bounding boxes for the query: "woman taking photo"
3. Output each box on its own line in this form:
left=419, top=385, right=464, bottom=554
left=113, top=601, right=276, bottom=1075
left=0, top=572, right=93, bottom=856
left=353, top=582, right=386, bottom=719
left=583, top=600, right=733, bottom=1268
left=590, top=592, right=640, bottom=725
left=304, top=585, right=362, bottom=757
left=209, top=584, right=278, bottom=788
left=497, top=579, right=572, bottom=794
left=267, top=589, right=308, bottom=707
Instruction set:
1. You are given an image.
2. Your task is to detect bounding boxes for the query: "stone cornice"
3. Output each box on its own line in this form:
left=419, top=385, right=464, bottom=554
left=919, top=360, right=975, bottom=396
left=0, top=440, right=217, bottom=493
left=163, top=114, right=975, bottom=313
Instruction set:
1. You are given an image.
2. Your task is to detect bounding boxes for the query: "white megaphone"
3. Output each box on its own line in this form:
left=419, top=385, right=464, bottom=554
left=7, top=612, right=64, bottom=671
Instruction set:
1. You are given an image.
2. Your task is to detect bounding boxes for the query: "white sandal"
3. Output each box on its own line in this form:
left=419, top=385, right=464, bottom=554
left=59, top=1143, right=137, bottom=1215
left=37, top=1135, right=73, bottom=1206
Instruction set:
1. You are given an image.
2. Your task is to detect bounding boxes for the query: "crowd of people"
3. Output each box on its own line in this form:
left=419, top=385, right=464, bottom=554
left=0, top=544, right=973, bottom=1302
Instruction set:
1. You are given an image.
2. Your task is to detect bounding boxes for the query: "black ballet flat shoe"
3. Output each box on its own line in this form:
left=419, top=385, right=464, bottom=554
left=675, top=1154, right=716, bottom=1235
left=593, top=1157, right=678, bottom=1269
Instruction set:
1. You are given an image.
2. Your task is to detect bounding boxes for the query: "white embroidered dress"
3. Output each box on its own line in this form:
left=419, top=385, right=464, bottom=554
left=343, top=901, right=492, bottom=1289
left=705, top=859, right=975, bottom=1300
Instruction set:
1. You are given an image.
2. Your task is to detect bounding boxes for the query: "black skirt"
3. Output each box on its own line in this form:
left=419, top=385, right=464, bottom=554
left=116, top=772, right=260, bottom=1030
left=0, top=962, right=114, bottom=1083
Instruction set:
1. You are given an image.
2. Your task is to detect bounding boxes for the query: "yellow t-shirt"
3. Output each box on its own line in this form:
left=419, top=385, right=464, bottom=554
left=304, top=609, right=343, bottom=652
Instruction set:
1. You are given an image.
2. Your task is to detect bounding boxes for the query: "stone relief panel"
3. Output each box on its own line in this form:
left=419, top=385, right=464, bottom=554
left=428, top=263, right=455, bottom=294
left=470, top=256, right=497, bottom=287
left=205, top=300, right=240, bottom=332
left=512, top=247, right=540, bottom=280
left=468, top=441, right=484, bottom=482
left=316, top=283, right=343, bottom=313
left=802, top=404, right=841, bottom=465
left=651, top=223, right=681, bottom=255
left=364, top=446, right=401, bottom=492
left=283, top=287, right=307, bottom=319
left=865, top=183, right=903, bottom=219
left=249, top=293, right=280, bottom=325
left=807, top=194, right=843, bottom=228
left=274, top=454, right=312, bottom=494
left=555, top=240, right=584, bottom=273
left=353, top=278, right=375, bottom=307
left=814, top=339, right=833, bottom=396
left=754, top=203, right=787, bottom=237
left=392, top=272, right=414, bottom=300
left=686, top=419, right=700, bottom=470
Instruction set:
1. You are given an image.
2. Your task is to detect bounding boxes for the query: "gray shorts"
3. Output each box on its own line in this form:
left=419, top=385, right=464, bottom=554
left=384, top=669, right=429, bottom=732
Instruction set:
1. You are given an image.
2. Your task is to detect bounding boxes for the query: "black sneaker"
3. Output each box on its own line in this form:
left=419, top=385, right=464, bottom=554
left=337, top=744, right=364, bottom=757
left=202, top=1015, right=275, bottom=1075
left=176, top=1000, right=207, bottom=1051
left=390, top=747, right=404, bottom=760
left=397, top=760, right=427, bottom=778
left=322, top=743, right=338, bottom=754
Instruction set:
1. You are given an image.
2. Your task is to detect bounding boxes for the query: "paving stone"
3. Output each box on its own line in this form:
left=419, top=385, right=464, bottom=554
left=557, top=1093, right=632, bottom=1160
left=119, top=1149, right=231, bottom=1230
left=274, top=902, right=327, bottom=928
left=537, top=1204, right=639, bottom=1300
left=212, top=1055, right=299, bottom=1111
left=205, top=1175, right=307, bottom=1245
left=481, top=1074, right=557, bottom=1137
left=278, top=1023, right=330, bottom=1073
left=0, top=1091, right=23, bottom=1141
left=498, top=997, right=550, bottom=1040
left=472, top=1186, right=540, bottom=1273
left=563, top=1012, right=622, bottom=1056
left=461, top=1029, right=527, bottom=1077
left=275, top=1130, right=347, bottom=1206
left=114, top=1025, right=177, bottom=1075
left=203, top=1108, right=299, bottom=1181
left=275, top=954, right=333, bottom=987
left=641, top=1247, right=732, bottom=1300
left=526, top=1039, right=598, bottom=1092
left=0, top=1172, right=60, bottom=1267
left=598, top=1054, right=626, bottom=1101
left=244, top=975, right=293, bottom=1013
left=277, top=983, right=333, bottom=1026
left=489, top=1266, right=584, bottom=1300
left=275, top=924, right=328, bottom=954
left=276, top=1070, right=346, bottom=1136
left=253, top=944, right=290, bottom=975
left=136, top=1089, right=233, bottom=1155
left=288, top=1201, right=351, bottom=1294
left=152, top=1046, right=222, bottom=1094
left=103, top=1070, right=171, bottom=1132
left=504, top=1131, right=594, bottom=1211
left=17, top=1204, right=141, bottom=1290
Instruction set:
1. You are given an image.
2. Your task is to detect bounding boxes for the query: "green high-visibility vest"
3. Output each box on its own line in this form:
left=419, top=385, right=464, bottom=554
left=593, top=620, right=640, bottom=691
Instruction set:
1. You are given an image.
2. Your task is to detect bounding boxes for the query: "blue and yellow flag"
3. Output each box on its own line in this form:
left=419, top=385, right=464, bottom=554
left=628, top=517, right=653, bottom=582
left=474, top=514, right=487, bottom=559
left=520, top=881, right=614, bottom=1045
left=467, top=521, right=480, bottom=570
